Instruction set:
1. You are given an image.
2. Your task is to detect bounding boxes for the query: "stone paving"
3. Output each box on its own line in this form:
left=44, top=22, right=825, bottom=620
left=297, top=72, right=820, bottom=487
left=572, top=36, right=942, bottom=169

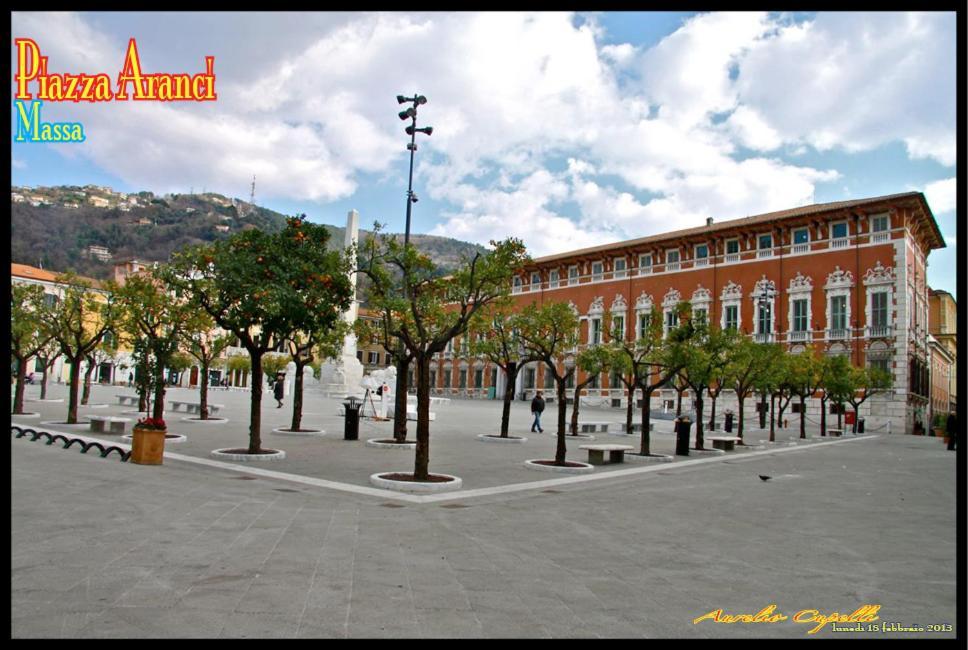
left=10, top=382, right=958, bottom=638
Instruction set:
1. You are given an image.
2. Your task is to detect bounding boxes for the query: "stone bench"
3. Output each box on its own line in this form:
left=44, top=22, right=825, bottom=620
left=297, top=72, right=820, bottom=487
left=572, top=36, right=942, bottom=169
left=827, top=428, right=843, bottom=437
left=579, top=444, right=634, bottom=465
left=578, top=421, right=612, bottom=433
left=115, top=394, right=140, bottom=406
left=405, top=396, right=451, bottom=407
left=89, top=415, right=132, bottom=434
left=618, top=422, right=655, bottom=433
left=706, top=436, right=742, bottom=451
left=169, top=401, right=223, bottom=415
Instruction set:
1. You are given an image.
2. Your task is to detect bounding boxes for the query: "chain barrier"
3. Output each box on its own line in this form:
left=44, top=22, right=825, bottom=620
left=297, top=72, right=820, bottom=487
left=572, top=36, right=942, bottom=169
left=11, top=425, right=131, bottom=461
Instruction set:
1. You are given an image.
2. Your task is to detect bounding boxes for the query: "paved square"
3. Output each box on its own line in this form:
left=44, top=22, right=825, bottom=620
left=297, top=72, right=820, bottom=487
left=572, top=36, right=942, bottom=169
left=11, top=383, right=958, bottom=638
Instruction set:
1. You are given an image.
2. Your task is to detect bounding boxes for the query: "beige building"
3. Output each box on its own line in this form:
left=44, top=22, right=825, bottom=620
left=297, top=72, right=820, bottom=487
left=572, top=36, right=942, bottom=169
left=928, top=288, right=957, bottom=413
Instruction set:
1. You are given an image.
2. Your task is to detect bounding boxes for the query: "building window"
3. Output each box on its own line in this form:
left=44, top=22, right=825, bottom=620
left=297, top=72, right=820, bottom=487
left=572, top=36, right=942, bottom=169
left=43, top=293, right=58, bottom=308
left=665, top=249, right=680, bottom=270
left=792, top=228, right=810, bottom=253
left=512, top=276, right=522, bottom=293
left=724, top=305, right=738, bottom=331
left=830, top=295, right=848, bottom=331
left=612, top=314, right=625, bottom=341
left=694, top=244, right=709, bottom=268
left=758, top=233, right=773, bottom=258
left=444, top=369, right=451, bottom=388
left=871, top=292, right=889, bottom=328
left=591, top=261, right=603, bottom=281
left=588, top=372, right=599, bottom=389
left=459, top=369, right=467, bottom=389
left=872, top=214, right=889, bottom=232
left=725, top=238, right=740, bottom=262
left=664, top=309, right=678, bottom=337
left=637, top=312, right=650, bottom=340
left=356, top=350, right=364, bottom=362
left=757, top=302, right=772, bottom=335
left=831, top=221, right=849, bottom=248
left=474, top=369, right=483, bottom=388
left=869, top=357, right=890, bottom=375
left=385, top=353, right=392, bottom=366
left=531, top=272, right=541, bottom=290
left=639, top=254, right=652, bottom=273
left=544, top=369, right=555, bottom=389
left=792, top=299, right=809, bottom=332
left=568, top=265, right=579, bottom=286
left=693, top=308, right=707, bottom=326
left=549, top=269, right=560, bottom=287
left=614, top=258, right=627, bottom=279
left=368, top=352, right=379, bottom=364
left=524, top=367, right=536, bottom=389
left=590, top=318, right=602, bottom=345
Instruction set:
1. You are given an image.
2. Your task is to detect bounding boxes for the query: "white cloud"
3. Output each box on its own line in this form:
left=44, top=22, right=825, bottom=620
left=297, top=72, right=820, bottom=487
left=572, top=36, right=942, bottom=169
left=923, top=177, right=956, bottom=214
left=12, top=158, right=26, bottom=169
left=735, top=12, right=956, bottom=166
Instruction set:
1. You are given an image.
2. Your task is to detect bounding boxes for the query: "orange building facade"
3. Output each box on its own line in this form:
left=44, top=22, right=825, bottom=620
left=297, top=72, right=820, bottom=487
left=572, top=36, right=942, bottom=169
left=427, top=192, right=945, bottom=434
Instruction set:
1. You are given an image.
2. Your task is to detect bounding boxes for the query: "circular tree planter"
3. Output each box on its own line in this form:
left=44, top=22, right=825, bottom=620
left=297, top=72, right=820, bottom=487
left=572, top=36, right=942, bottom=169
left=11, top=412, right=41, bottom=418
left=366, top=438, right=416, bottom=449
left=624, top=452, right=674, bottom=463
left=688, top=447, right=726, bottom=456
left=82, top=404, right=109, bottom=409
left=523, top=459, right=595, bottom=474
left=182, top=416, right=229, bottom=424
left=370, top=472, right=462, bottom=493
left=211, top=448, right=286, bottom=461
left=271, top=427, right=324, bottom=436
left=28, top=398, right=64, bottom=403
left=40, top=420, right=89, bottom=428
left=564, top=433, right=596, bottom=440
left=124, top=433, right=187, bottom=443
left=477, top=434, right=527, bottom=444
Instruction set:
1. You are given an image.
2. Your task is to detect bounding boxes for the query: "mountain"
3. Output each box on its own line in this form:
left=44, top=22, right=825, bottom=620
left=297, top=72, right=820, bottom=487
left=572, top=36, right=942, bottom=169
left=10, top=185, right=490, bottom=279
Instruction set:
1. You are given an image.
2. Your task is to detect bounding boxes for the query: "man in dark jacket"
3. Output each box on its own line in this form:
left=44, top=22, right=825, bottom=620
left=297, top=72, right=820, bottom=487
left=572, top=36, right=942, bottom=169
left=946, top=410, right=957, bottom=451
left=274, top=373, right=285, bottom=408
left=531, top=391, right=545, bottom=433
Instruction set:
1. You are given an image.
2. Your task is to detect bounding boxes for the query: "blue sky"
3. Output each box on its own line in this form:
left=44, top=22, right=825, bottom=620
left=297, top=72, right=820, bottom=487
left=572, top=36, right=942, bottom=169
left=11, top=11, right=957, bottom=293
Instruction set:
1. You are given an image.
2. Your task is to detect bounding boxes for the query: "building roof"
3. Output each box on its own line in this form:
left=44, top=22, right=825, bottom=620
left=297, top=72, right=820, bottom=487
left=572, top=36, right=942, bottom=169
left=531, top=191, right=945, bottom=265
left=11, top=263, right=103, bottom=289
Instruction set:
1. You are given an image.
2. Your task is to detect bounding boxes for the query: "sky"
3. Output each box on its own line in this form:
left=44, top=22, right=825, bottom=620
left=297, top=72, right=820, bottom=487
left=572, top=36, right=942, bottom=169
left=10, top=11, right=959, bottom=293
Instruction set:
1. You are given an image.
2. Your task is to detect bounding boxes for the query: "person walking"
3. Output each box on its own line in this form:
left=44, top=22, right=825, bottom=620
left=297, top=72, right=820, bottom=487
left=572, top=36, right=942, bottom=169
left=274, top=373, right=285, bottom=408
left=946, top=410, right=957, bottom=451
left=530, top=391, right=545, bottom=433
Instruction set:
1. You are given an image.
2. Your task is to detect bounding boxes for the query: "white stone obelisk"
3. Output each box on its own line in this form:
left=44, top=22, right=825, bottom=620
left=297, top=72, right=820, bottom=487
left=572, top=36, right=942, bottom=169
left=316, top=209, right=365, bottom=397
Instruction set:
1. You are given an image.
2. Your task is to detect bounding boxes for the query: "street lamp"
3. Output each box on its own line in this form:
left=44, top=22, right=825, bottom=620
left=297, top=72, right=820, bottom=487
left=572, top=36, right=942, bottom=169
left=756, top=286, right=770, bottom=430
left=397, top=93, right=433, bottom=247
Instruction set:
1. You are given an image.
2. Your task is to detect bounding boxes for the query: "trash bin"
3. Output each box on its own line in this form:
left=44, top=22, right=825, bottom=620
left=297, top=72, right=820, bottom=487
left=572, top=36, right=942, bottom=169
left=675, top=417, right=692, bottom=456
left=343, top=397, right=361, bottom=440
left=487, top=386, right=496, bottom=400
left=724, top=412, right=734, bottom=433
left=857, top=418, right=865, bottom=434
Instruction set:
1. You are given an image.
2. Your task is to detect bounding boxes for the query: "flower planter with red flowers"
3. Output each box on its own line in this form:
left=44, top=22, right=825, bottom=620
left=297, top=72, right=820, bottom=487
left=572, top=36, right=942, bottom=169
left=131, top=417, right=167, bottom=465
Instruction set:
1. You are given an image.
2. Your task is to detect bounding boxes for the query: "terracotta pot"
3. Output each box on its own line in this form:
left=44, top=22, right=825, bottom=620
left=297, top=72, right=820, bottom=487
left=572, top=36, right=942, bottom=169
left=130, top=426, right=166, bottom=465
left=933, top=427, right=945, bottom=438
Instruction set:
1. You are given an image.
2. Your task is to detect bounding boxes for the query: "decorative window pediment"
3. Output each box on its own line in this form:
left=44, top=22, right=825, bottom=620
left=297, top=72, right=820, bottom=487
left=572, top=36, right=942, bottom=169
left=691, top=285, right=712, bottom=305
left=825, top=266, right=854, bottom=290
left=788, top=272, right=813, bottom=294
left=662, top=288, right=682, bottom=309
left=720, top=281, right=743, bottom=302
left=635, top=291, right=654, bottom=311
left=749, top=275, right=776, bottom=300
left=863, top=261, right=895, bottom=286
left=610, top=294, right=627, bottom=312
left=588, top=296, right=605, bottom=315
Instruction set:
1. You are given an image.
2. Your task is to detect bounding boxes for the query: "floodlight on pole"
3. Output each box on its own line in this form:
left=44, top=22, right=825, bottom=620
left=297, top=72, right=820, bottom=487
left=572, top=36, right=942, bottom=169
left=396, top=92, right=432, bottom=248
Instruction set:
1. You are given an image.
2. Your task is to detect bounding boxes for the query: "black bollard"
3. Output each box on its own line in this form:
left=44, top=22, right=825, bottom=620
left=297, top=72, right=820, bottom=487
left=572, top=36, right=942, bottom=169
left=675, top=417, right=691, bottom=456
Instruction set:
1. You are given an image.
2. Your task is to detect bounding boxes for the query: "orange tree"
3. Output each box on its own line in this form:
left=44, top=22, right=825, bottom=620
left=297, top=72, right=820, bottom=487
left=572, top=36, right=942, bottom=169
left=11, top=283, right=55, bottom=415
left=183, top=314, right=234, bottom=419
left=39, top=273, right=119, bottom=424
left=358, top=229, right=528, bottom=479
left=608, top=304, right=683, bottom=457
left=468, top=300, right=539, bottom=438
left=845, top=365, right=893, bottom=432
left=515, top=301, right=583, bottom=465
left=167, top=216, right=353, bottom=454
left=787, top=346, right=824, bottom=439
left=568, top=343, right=614, bottom=436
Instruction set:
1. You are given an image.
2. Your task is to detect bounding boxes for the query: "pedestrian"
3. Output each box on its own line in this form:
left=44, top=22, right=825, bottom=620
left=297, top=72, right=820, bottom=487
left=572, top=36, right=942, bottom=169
left=530, top=391, right=545, bottom=433
left=274, top=372, right=285, bottom=408
left=26, top=372, right=34, bottom=384
left=946, top=410, right=957, bottom=451
left=127, top=371, right=133, bottom=387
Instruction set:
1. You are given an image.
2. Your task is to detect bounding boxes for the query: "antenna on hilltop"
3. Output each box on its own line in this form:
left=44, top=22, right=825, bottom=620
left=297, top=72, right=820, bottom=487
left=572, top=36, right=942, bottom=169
left=249, top=175, right=256, bottom=206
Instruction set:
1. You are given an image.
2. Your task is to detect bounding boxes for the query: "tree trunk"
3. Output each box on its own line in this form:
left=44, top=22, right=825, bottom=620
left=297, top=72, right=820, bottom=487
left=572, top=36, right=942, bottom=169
left=569, top=385, right=582, bottom=435
left=639, top=387, right=652, bottom=456
left=199, top=360, right=210, bottom=419
left=694, top=393, right=705, bottom=450
left=82, top=357, right=95, bottom=405
left=393, top=355, right=410, bottom=442
left=500, top=363, right=516, bottom=437
left=736, top=395, right=746, bottom=442
left=799, top=395, right=807, bottom=438
left=40, top=362, right=49, bottom=400
left=248, top=351, right=264, bottom=453
left=820, top=396, right=827, bottom=436
left=851, top=405, right=859, bottom=433
left=412, top=355, right=432, bottom=480
left=625, top=382, right=634, bottom=434
left=676, top=387, right=683, bottom=417
left=769, top=393, right=776, bottom=442
left=12, top=356, right=27, bottom=414
left=66, top=357, right=81, bottom=424
left=837, top=406, right=843, bottom=430
left=152, top=360, right=166, bottom=421
left=759, top=391, right=767, bottom=429
left=708, top=390, right=718, bottom=432
left=554, top=376, right=568, bottom=465
left=290, top=360, right=306, bottom=432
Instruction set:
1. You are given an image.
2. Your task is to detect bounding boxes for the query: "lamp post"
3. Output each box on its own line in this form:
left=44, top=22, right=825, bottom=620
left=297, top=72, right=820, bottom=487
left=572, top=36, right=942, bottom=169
left=757, top=287, right=770, bottom=429
left=391, top=94, right=433, bottom=441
